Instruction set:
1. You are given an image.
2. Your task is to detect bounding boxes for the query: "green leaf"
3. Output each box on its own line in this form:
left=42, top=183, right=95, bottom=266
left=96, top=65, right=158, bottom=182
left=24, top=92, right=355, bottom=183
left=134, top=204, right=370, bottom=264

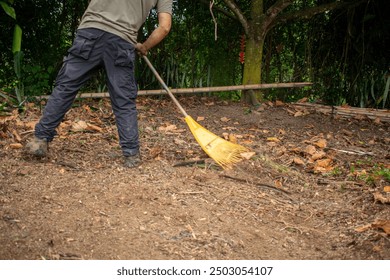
left=0, top=1, right=16, bottom=19
left=383, top=75, right=390, bottom=109
left=12, top=24, right=22, bottom=54
left=13, top=50, right=23, bottom=79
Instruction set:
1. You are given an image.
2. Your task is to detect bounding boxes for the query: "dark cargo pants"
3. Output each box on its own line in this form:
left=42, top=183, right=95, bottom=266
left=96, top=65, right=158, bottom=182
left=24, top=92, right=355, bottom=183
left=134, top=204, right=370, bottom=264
left=35, top=28, right=139, bottom=156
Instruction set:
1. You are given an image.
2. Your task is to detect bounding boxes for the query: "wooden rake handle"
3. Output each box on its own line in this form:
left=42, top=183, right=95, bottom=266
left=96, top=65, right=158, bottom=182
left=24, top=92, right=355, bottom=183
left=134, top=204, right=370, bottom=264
left=142, top=56, right=188, bottom=118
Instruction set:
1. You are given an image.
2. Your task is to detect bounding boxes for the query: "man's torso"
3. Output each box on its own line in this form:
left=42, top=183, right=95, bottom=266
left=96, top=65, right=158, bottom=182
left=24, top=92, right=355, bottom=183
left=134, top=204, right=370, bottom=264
left=78, top=0, right=173, bottom=44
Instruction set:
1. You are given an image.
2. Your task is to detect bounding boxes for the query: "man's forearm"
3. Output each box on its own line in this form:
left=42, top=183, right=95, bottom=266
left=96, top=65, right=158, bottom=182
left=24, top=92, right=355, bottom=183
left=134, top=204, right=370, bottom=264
left=136, top=12, right=171, bottom=55
left=142, top=25, right=171, bottom=51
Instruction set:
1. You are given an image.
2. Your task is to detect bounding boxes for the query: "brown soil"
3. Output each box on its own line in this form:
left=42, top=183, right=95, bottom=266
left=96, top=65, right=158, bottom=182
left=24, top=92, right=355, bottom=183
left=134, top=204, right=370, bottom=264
left=1, top=96, right=389, bottom=260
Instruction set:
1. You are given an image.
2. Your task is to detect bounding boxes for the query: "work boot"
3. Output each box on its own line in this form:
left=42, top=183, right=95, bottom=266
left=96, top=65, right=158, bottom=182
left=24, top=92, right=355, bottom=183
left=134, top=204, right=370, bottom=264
left=124, top=153, right=141, bottom=168
left=25, top=136, right=48, bottom=157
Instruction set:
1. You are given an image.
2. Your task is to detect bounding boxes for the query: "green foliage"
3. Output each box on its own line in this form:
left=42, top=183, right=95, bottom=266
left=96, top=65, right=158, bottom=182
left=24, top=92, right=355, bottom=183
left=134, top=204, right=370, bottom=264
left=0, top=0, right=389, bottom=109
left=308, top=1, right=390, bottom=108
left=349, top=160, right=390, bottom=185
left=23, top=64, right=54, bottom=96
left=12, top=24, right=22, bottom=53
left=374, top=166, right=390, bottom=182
left=1, top=0, right=26, bottom=110
left=0, top=0, right=16, bottom=19
left=13, top=51, right=24, bottom=105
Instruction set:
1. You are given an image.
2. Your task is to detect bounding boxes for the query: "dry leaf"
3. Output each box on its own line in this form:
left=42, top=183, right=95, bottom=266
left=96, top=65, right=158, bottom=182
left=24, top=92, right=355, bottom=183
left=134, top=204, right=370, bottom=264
left=314, top=139, right=327, bottom=148
left=196, top=116, right=205, bottom=121
left=82, top=104, right=92, bottom=113
left=242, top=140, right=254, bottom=144
left=86, top=124, right=103, bottom=133
left=240, top=151, right=256, bottom=160
left=9, top=143, right=23, bottom=149
left=315, top=158, right=332, bottom=168
left=311, top=151, right=327, bottom=161
left=355, top=220, right=390, bottom=235
left=384, top=186, right=390, bottom=193
left=305, top=145, right=317, bottom=155
left=267, top=137, right=280, bottom=142
left=274, top=179, right=283, bottom=188
left=222, top=126, right=237, bottom=131
left=158, top=124, right=177, bottom=132
left=293, top=157, right=305, bottom=165
left=71, top=120, right=88, bottom=132
left=355, top=224, right=372, bottom=233
left=275, top=100, right=284, bottom=107
left=228, top=134, right=237, bottom=144
left=297, top=97, right=308, bottom=103
left=373, top=192, right=390, bottom=204
left=220, top=117, right=230, bottom=122
left=174, top=138, right=186, bottom=145
left=372, top=220, right=390, bottom=234
left=149, top=146, right=163, bottom=158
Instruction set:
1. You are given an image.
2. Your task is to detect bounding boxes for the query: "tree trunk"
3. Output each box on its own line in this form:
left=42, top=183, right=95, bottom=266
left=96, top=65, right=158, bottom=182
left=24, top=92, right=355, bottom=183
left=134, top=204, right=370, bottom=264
left=240, top=0, right=265, bottom=105
left=242, top=35, right=264, bottom=105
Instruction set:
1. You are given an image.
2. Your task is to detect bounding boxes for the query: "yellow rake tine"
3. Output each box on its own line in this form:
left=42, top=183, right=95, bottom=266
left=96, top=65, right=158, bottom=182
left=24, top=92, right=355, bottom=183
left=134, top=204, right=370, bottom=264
left=143, top=56, right=249, bottom=169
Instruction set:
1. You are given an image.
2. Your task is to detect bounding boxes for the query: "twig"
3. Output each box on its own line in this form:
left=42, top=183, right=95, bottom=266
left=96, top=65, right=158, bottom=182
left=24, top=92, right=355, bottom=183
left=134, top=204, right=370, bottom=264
left=219, top=174, right=291, bottom=195
left=173, top=159, right=206, bottom=167
left=20, top=130, right=35, bottom=135
left=210, top=0, right=218, bottom=41
left=326, top=147, right=375, bottom=156
left=186, top=224, right=197, bottom=239
left=178, top=191, right=205, bottom=195
left=55, top=161, right=80, bottom=170
left=317, top=178, right=364, bottom=187
left=98, top=211, right=109, bottom=217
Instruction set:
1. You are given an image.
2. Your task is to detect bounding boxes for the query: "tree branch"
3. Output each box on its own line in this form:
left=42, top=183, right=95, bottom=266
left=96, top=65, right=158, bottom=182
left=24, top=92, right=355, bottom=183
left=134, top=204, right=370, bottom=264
left=273, top=0, right=368, bottom=27
left=196, top=0, right=237, bottom=21
left=261, top=0, right=294, bottom=37
left=222, top=0, right=250, bottom=35
left=266, top=0, right=294, bottom=17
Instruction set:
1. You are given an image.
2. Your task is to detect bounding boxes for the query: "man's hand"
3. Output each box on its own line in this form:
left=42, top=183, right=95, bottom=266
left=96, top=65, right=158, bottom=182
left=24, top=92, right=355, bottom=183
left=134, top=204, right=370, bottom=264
left=135, top=43, right=148, bottom=56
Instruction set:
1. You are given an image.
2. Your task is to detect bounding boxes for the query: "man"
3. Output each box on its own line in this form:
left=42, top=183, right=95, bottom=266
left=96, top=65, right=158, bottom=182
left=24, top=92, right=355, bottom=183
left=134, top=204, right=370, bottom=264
left=25, top=0, right=173, bottom=167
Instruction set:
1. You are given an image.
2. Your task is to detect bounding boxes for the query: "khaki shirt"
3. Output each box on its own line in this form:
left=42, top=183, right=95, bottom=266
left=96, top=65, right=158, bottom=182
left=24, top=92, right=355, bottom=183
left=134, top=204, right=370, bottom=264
left=78, top=0, right=173, bottom=44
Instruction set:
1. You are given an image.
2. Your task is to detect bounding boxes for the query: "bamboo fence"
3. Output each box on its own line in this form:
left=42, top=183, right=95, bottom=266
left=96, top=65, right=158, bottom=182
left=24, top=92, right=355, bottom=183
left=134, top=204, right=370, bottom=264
left=37, top=82, right=313, bottom=99
left=292, top=102, right=390, bottom=122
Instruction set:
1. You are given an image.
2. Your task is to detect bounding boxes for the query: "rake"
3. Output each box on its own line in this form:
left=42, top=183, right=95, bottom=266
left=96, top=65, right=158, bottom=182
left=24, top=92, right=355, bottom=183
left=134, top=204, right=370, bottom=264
left=142, top=56, right=249, bottom=169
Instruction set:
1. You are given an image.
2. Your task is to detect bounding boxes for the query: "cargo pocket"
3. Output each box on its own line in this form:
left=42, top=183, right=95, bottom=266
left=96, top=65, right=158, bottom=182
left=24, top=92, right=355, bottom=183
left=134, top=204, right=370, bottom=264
left=68, top=29, right=99, bottom=60
left=114, top=42, right=135, bottom=67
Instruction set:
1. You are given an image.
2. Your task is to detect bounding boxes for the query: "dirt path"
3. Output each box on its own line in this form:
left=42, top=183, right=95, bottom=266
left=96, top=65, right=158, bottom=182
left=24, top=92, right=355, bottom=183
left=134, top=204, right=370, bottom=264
left=1, top=97, right=389, bottom=260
